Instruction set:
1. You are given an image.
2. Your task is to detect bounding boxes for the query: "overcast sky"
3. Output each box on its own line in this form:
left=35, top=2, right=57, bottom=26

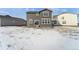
left=0, top=8, right=79, bottom=20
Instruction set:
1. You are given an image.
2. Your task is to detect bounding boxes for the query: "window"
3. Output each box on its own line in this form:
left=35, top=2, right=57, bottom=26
left=45, top=20, right=47, bottom=24
left=43, top=11, right=49, bottom=17
left=41, top=19, right=44, bottom=24
left=53, top=21, right=57, bottom=24
left=41, top=18, right=50, bottom=24
left=47, top=19, right=50, bottom=24
left=62, top=21, right=66, bottom=24
left=62, top=17, right=64, bottom=19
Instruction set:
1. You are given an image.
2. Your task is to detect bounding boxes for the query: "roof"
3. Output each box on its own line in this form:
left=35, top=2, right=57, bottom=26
left=27, top=11, right=39, bottom=14
left=27, top=8, right=52, bottom=14
left=39, top=8, right=52, bottom=12
left=0, top=15, right=11, bottom=17
left=53, top=12, right=77, bottom=18
left=0, top=15, right=25, bottom=21
left=58, top=12, right=77, bottom=15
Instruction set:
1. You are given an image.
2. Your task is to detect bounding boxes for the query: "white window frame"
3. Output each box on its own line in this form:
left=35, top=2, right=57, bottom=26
left=62, top=21, right=66, bottom=24
left=41, top=18, right=50, bottom=24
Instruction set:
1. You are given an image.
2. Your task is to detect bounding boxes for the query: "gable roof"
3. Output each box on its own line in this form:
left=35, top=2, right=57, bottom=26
left=39, top=8, right=52, bottom=12
left=0, top=15, right=25, bottom=21
left=58, top=12, right=77, bottom=15
left=27, top=11, right=39, bottom=14
left=27, top=8, right=52, bottom=14
left=0, top=15, right=11, bottom=17
left=53, top=12, right=77, bottom=17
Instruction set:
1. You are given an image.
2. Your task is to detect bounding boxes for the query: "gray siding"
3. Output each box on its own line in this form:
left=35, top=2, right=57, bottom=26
left=0, top=15, right=26, bottom=26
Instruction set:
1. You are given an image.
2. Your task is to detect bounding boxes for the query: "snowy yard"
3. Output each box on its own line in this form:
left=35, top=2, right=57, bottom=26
left=0, top=26, right=79, bottom=50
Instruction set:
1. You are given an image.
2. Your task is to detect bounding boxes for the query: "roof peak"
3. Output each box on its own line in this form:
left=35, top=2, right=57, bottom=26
left=27, top=8, right=52, bottom=14
left=39, top=8, right=52, bottom=12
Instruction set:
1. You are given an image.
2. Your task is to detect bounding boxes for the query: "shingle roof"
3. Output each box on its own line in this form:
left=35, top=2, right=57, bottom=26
left=27, top=11, right=39, bottom=14
left=27, top=8, right=52, bottom=14
left=39, top=8, right=52, bottom=12
left=58, top=12, right=77, bottom=15
left=0, top=15, right=11, bottom=17
left=0, top=15, right=25, bottom=21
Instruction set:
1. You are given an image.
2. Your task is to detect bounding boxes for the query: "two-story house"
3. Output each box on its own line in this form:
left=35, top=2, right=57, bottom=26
left=27, top=9, right=52, bottom=27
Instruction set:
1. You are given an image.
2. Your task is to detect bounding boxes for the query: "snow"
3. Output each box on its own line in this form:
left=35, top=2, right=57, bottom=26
left=0, top=26, right=79, bottom=50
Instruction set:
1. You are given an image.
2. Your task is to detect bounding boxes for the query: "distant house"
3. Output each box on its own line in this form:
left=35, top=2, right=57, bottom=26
left=56, top=12, right=78, bottom=26
left=0, top=15, right=26, bottom=26
left=27, top=9, right=52, bottom=27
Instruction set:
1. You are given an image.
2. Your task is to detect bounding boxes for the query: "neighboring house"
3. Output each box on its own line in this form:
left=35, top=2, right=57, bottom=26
left=0, top=15, right=26, bottom=26
left=27, top=9, right=52, bottom=27
left=56, top=12, right=78, bottom=26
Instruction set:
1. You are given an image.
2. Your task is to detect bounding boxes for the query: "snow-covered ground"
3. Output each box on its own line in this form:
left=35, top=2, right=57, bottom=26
left=0, top=26, right=79, bottom=50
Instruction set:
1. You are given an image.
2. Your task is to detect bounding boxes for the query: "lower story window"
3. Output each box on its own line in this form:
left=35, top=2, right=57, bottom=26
left=41, top=18, right=50, bottom=24
left=47, top=20, right=50, bottom=24
left=62, top=21, right=66, bottom=24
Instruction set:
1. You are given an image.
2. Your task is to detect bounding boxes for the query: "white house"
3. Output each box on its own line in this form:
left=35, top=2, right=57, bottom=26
left=56, top=12, right=78, bottom=26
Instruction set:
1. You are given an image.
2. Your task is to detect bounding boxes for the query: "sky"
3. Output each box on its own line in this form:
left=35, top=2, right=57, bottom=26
left=0, top=8, right=79, bottom=20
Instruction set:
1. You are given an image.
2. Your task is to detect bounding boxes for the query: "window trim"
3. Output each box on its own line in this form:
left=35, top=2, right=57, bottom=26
left=41, top=18, right=50, bottom=24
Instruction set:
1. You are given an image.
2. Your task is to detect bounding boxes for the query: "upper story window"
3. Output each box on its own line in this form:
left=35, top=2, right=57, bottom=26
left=43, top=11, right=49, bottom=17
left=62, top=17, right=64, bottom=19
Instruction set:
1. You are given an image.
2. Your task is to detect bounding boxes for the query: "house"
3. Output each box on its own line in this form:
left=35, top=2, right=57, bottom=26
left=56, top=12, right=78, bottom=26
left=27, top=9, right=78, bottom=27
left=0, top=15, right=26, bottom=26
left=27, top=9, right=52, bottom=27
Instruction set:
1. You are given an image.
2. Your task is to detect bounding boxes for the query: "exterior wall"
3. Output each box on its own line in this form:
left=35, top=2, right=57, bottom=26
left=27, top=13, right=40, bottom=27
left=40, top=10, right=52, bottom=27
left=1, top=16, right=26, bottom=26
left=53, top=16, right=59, bottom=25
left=57, top=13, right=78, bottom=26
